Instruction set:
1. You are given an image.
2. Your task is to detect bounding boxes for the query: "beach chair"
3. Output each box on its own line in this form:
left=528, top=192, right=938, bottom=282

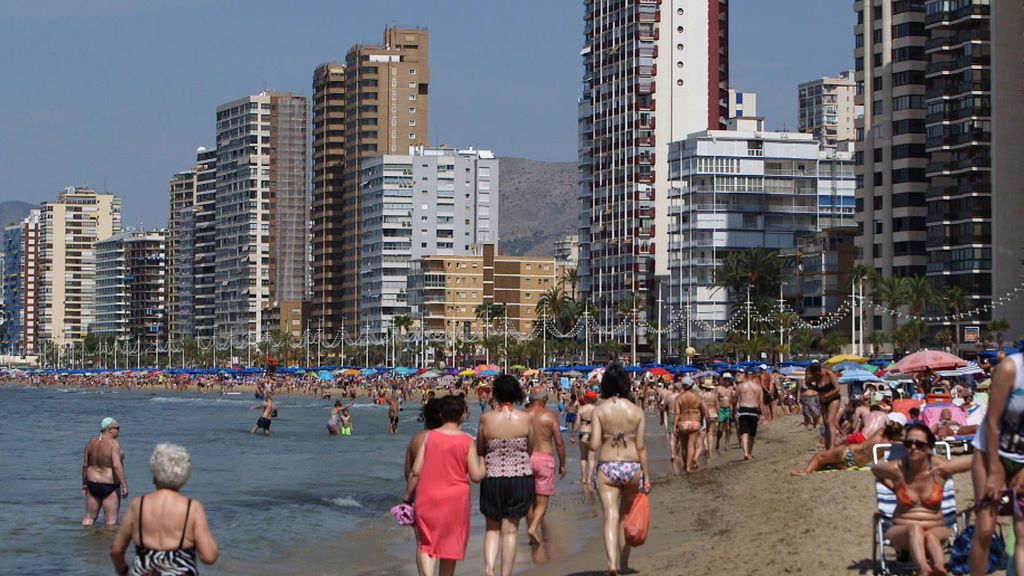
left=871, top=442, right=958, bottom=576
left=921, top=403, right=974, bottom=453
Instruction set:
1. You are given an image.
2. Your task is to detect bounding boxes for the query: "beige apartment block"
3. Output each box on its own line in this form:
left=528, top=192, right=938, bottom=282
left=408, top=245, right=570, bottom=337
left=798, top=71, right=858, bottom=146
left=39, top=187, right=122, bottom=347
left=311, top=27, right=430, bottom=339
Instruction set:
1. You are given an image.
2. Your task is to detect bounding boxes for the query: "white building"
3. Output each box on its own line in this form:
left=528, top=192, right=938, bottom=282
left=359, top=147, right=499, bottom=337
left=798, top=70, right=858, bottom=146
left=666, top=117, right=855, bottom=341
left=728, top=89, right=757, bottom=119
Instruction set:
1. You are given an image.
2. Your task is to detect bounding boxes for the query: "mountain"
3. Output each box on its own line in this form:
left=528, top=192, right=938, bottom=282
left=498, top=157, right=577, bottom=257
left=0, top=201, right=35, bottom=227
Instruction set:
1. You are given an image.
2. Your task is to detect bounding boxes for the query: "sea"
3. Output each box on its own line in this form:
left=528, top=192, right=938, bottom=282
left=0, top=385, right=597, bottom=575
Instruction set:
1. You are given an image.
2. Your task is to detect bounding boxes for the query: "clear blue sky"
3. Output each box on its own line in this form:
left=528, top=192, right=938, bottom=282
left=0, top=0, right=853, bottom=228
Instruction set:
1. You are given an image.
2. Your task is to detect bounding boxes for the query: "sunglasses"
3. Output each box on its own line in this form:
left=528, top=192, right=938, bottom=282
left=903, top=439, right=930, bottom=450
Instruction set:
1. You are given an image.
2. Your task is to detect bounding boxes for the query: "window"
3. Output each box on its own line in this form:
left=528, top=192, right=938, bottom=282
left=892, top=22, right=926, bottom=38
left=892, top=95, right=925, bottom=111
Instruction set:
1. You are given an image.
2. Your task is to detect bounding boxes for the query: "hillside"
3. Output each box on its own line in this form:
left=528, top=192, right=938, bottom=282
left=498, top=157, right=577, bottom=257
left=0, top=201, right=35, bottom=227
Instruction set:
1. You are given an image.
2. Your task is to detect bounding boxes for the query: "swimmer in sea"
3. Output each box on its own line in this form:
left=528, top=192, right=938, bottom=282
left=339, top=405, right=354, bottom=436
left=387, top=392, right=400, bottom=435
left=250, top=393, right=276, bottom=436
left=82, top=417, right=128, bottom=525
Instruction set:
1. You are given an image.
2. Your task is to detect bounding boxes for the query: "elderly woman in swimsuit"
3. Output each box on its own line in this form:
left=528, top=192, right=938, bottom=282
left=872, top=424, right=971, bottom=576
left=590, top=363, right=651, bottom=576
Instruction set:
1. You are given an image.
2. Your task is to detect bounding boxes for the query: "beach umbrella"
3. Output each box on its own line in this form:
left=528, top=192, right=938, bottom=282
left=831, top=361, right=870, bottom=373
left=316, top=370, right=334, bottom=381
left=564, top=370, right=584, bottom=378
left=824, top=354, right=868, bottom=367
left=478, top=369, right=499, bottom=377
left=779, top=366, right=802, bottom=376
left=475, top=363, right=500, bottom=375
left=340, top=369, right=361, bottom=377
left=521, top=369, right=539, bottom=377
left=510, top=364, right=527, bottom=372
left=647, top=367, right=670, bottom=377
left=587, top=367, right=605, bottom=384
left=458, top=368, right=476, bottom=377
left=420, top=371, right=441, bottom=379
left=892, top=349, right=967, bottom=373
left=361, top=368, right=377, bottom=376
left=838, top=369, right=882, bottom=384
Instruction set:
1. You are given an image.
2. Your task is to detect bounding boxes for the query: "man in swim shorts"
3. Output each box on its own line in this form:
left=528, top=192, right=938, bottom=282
left=387, top=392, right=400, bottom=435
left=525, top=385, right=566, bottom=545
left=82, top=417, right=128, bottom=525
left=250, top=393, right=276, bottom=436
left=735, top=370, right=766, bottom=461
left=696, top=378, right=719, bottom=466
left=716, top=374, right=736, bottom=451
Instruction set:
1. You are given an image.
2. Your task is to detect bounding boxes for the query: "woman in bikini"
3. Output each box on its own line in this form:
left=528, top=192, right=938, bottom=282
left=794, top=420, right=903, bottom=475
left=590, top=363, right=651, bottom=576
left=805, top=361, right=841, bottom=449
left=576, top=392, right=596, bottom=487
left=872, top=424, right=971, bottom=576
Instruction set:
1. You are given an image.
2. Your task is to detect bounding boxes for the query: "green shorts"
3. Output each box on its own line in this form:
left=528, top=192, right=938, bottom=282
left=341, top=426, right=352, bottom=436
left=718, top=407, right=732, bottom=424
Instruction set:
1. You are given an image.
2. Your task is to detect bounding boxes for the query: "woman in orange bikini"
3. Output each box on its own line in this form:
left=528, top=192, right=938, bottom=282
left=872, top=424, right=971, bottom=576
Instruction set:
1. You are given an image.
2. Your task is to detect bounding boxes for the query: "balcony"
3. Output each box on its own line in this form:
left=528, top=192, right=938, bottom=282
left=926, top=130, right=990, bottom=150
left=925, top=29, right=990, bottom=52
left=925, top=53, right=989, bottom=77
left=925, top=3, right=990, bottom=26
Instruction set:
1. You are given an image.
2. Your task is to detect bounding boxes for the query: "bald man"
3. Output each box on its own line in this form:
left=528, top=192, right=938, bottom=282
left=525, top=385, right=566, bottom=545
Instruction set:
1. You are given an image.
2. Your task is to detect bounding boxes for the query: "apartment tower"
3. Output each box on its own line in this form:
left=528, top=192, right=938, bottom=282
left=990, top=0, right=1024, bottom=334
left=192, top=147, right=217, bottom=340
left=853, top=0, right=929, bottom=334
left=578, top=0, right=728, bottom=331
left=94, top=230, right=167, bottom=350
left=215, top=92, right=308, bottom=342
left=798, top=71, right=858, bottom=146
left=924, top=0, right=993, bottom=327
left=1, top=210, right=41, bottom=356
left=38, top=187, right=122, bottom=347
left=311, top=27, right=430, bottom=338
left=168, top=168, right=196, bottom=341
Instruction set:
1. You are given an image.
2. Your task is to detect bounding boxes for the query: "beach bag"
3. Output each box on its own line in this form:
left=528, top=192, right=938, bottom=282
left=623, top=492, right=649, bottom=546
left=950, top=524, right=1007, bottom=574
left=389, top=503, right=416, bottom=526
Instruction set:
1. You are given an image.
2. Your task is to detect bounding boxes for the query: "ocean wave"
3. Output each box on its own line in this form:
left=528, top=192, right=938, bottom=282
left=324, top=496, right=363, bottom=508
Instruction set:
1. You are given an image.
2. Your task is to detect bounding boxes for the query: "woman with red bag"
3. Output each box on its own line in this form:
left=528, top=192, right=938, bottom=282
left=590, top=363, right=651, bottom=576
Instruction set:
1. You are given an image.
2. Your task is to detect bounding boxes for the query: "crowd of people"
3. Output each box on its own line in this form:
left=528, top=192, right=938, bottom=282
left=14, top=345, right=1024, bottom=575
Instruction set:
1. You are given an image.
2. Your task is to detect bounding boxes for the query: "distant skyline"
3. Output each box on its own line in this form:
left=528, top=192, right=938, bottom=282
left=0, top=0, right=853, bottom=228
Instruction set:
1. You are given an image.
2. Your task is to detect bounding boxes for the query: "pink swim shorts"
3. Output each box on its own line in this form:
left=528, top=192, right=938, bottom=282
left=530, top=451, right=556, bottom=496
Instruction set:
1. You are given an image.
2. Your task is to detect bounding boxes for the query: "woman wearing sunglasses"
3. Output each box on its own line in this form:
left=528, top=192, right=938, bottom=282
left=872, top=424, right=971, bottom=576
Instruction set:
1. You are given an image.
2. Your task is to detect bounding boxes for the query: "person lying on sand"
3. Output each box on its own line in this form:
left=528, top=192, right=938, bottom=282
left=793, top=421, right=904, bottom=476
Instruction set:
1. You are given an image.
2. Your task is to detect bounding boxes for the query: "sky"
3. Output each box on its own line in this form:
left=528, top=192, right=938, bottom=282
left=0, top=0, right=854, bottom=228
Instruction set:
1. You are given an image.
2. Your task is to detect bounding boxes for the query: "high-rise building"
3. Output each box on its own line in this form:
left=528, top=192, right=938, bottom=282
left=311, top=27, right=430, bottom=338
left=168, top=168, right=196, bottom=341
left=94, top=230, right=167, bottom=350
left=359, top=147, right=498, bottom=336
left=577, top=0, right=729, bottom=332
left=990, top=0, right=1024, bottom=334
left=38, top=187, right=122, bottom=347
left=1, top=210, right=41, bottom=356
left=192, top=147, right=217, bottom=340
left=798, top=71, right=858, bottom=145
left=924, top=0, right=993, bottom=325
left=666, top=117, right=855, bottom=339
left=728, top=89, right=757, bottom=119
left=215, top=91, right=308, bottom=342
left=853, top=0, right=930, bottom=333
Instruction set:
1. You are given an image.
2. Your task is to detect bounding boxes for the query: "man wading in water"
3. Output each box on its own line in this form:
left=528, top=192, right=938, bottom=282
left=250, top=393, right=277, bottom=436
left=82, top=417, right=128, bottom=525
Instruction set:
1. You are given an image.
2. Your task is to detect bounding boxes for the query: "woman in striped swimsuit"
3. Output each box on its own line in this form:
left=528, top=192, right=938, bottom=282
left=111, top=443, right=218, bottom=576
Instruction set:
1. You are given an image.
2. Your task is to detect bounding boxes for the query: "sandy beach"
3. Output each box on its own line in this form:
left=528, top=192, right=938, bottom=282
left=519, top=414, right=1009, bottom=576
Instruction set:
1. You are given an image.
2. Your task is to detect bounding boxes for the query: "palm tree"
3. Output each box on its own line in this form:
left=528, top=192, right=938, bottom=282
left=989, top=319, right=1011, bottom=348
left=820, top=330, right=848, bottom=355
left=940, top=286, right=968, bottom=354
left=867, top=332, right=887, bottom=357
left=712, top=251, right=747, bottom=306
left=564, top=268, right=580, bottom=300
left=904, top=275, right=935, bottom=318
left=597, top=339, right=622, bottom=362
left=536, top=286, right=571, bottom=332
left=740, top=247, right=782, bottom=299
left=934, top=327, right=954, bottom=351
left=873, top=276, right=909, bottom=329
left=791, top=329, right=816, bottom=357
left=392, top=314, right=413, bottom=364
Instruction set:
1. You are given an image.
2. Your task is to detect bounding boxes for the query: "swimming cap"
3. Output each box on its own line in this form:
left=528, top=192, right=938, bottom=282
left=101, top=417, right=116, bottom=431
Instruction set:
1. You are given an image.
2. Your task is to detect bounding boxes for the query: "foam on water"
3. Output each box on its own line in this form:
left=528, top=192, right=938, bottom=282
left=324, top=496, right=363, bottom=508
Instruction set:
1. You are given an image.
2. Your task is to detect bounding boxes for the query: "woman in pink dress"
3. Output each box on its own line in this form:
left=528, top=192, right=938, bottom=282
left=405, top=395, right=486, bottom=576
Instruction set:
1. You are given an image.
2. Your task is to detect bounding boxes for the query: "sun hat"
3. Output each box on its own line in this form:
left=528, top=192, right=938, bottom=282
left=681, top=377, right=694, bottom=389
left=722, top=372, right=733, bottom=379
